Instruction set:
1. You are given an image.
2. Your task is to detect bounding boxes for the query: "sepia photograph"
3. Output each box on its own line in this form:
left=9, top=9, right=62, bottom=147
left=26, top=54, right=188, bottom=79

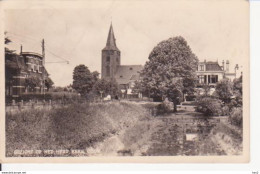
left=0, top=0, right=249, bottom=162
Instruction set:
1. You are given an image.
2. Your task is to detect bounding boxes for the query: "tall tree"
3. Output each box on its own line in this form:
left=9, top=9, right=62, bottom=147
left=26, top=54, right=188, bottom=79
left=140, top=36, right=198, bottom=112
left=72, top=65, right=95, bottom=96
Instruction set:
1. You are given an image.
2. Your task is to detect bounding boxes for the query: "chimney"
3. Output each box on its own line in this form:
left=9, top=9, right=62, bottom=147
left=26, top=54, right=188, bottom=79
left=226, top=60, right=230, bottom=72
left=222, top=60, right=225, bottom=71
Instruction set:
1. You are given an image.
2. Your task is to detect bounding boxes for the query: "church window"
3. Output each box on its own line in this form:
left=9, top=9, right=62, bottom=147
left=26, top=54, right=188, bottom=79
left=106, top=66, right=110, bottom=76
left=106, top=56, right=110, bottom=62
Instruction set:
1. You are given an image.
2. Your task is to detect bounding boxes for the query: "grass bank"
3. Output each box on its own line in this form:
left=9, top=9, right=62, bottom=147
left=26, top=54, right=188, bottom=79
left=210, top=121, right=243, bottom=155
left=6, top=101, right=150, bottom=157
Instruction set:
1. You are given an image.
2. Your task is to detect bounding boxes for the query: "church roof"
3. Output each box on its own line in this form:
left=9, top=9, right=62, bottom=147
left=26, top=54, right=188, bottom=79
left=115, top=65, right=143, bottom=85
left=102, top=23, right=120, bottom=51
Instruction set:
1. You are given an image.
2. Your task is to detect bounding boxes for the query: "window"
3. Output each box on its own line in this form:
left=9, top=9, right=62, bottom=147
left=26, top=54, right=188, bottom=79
left=129, top=67, right=133, bottom=70
left=106, top=56, right=110, bottom=62
left=106, top=66, right=110, bottom=76
left=200, top=65, right=204, bottom=71
left=33, top=65, right=37, bottom=72
left=198, top=75, right=204, bottom=84
left=120, top=75, right=123, bottom=78
left=210, top=75, right=218, bottom=83
left=39, top=66, right=42, bottom=73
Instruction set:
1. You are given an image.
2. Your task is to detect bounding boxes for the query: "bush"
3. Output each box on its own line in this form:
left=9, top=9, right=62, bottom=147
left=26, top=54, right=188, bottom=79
left=185, top=95, right=196, bottom=101
left=229, top=107, right=243, bottom=128
left=196, top=96, right=223, bottom=116
left=222, top=105, right=230, bottom=116
left=7, top=92, right=81, bottom=104
left=19, top=93, right=52, bottom=102
left=156, top=103, right=171, bottom=115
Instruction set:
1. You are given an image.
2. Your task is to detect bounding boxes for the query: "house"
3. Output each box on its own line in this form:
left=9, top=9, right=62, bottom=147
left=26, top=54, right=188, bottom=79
left=5, top=50, right=49, bottom=98
left=196, top=60, right=236, bottom=87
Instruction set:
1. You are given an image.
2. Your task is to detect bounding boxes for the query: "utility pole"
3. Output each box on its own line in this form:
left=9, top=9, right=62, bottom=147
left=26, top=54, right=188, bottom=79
left=235, top=64, right=239, bottom=78
left=42, top=39, right=45, bottom=95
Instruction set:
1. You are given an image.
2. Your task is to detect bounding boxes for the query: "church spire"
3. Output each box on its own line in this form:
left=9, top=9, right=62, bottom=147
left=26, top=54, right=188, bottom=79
left=103, top=23, right=119, bottom=51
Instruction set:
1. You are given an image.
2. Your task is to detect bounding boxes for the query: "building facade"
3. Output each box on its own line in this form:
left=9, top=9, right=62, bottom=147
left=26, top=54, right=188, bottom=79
left=196, top=60, right=236, bottom=87
left=5, top=51, right=49, bottom=98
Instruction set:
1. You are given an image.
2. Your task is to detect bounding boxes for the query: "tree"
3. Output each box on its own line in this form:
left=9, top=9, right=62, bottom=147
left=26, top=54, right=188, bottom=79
left=25, top=76, right=41, bottom=92
left=44, top=77, right=54, bottom=91
left=92, top=78, right=120, bottom=98
left=232, top=75, right=243, bottom=107
left=140, top=36, right=199, bottom=112
left=233, top=75, right=242, bottom=95
left=92, top=71, right=99, bottom=83
left=72, top=65, right=96, bottom=96
left=5, top=32, right=15, bottom=55
left=215, top=78, right=233, bottom=104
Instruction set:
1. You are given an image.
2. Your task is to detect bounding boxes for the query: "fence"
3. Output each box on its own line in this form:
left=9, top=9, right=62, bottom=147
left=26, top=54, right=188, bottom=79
left=5, top=99, right=73, bottom=114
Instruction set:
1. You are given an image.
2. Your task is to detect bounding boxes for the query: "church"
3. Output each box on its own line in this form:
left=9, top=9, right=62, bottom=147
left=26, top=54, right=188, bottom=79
left=101, top=23, right=238, bottom=98
left=101, top=23, right=143, bottom=95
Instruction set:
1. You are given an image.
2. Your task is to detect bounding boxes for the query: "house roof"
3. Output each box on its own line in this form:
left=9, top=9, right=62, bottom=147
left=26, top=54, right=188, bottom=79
left=201, top=61, right=223, bottom=71
left=102, top=23, right=120, bottom=51
left=5, top=52, right=49, bottom=75
left=115, top=65, right=143, bottom=85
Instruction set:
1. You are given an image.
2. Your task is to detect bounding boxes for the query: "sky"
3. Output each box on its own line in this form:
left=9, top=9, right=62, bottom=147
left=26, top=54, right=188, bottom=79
left=4, top=0, right=249, bottom=87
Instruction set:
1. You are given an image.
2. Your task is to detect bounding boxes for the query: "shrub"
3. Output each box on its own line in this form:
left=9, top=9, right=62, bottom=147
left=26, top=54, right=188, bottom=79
left=222, top=105, right=230, bottom=116
left=19, top=93, right=52, bottom=102
left=185, top=95, right=196, bottom=101
left=229, top=107, right=243, bottom=128
left=156, top=103, right=171, bottom=115
left=196, top=96, right=223, bottom=116
left=215, top=78, right=233, bottom=103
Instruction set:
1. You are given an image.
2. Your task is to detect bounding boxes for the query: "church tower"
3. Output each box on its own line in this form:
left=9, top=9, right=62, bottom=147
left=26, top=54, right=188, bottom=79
left=101, top=23, right=121, bottom=79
